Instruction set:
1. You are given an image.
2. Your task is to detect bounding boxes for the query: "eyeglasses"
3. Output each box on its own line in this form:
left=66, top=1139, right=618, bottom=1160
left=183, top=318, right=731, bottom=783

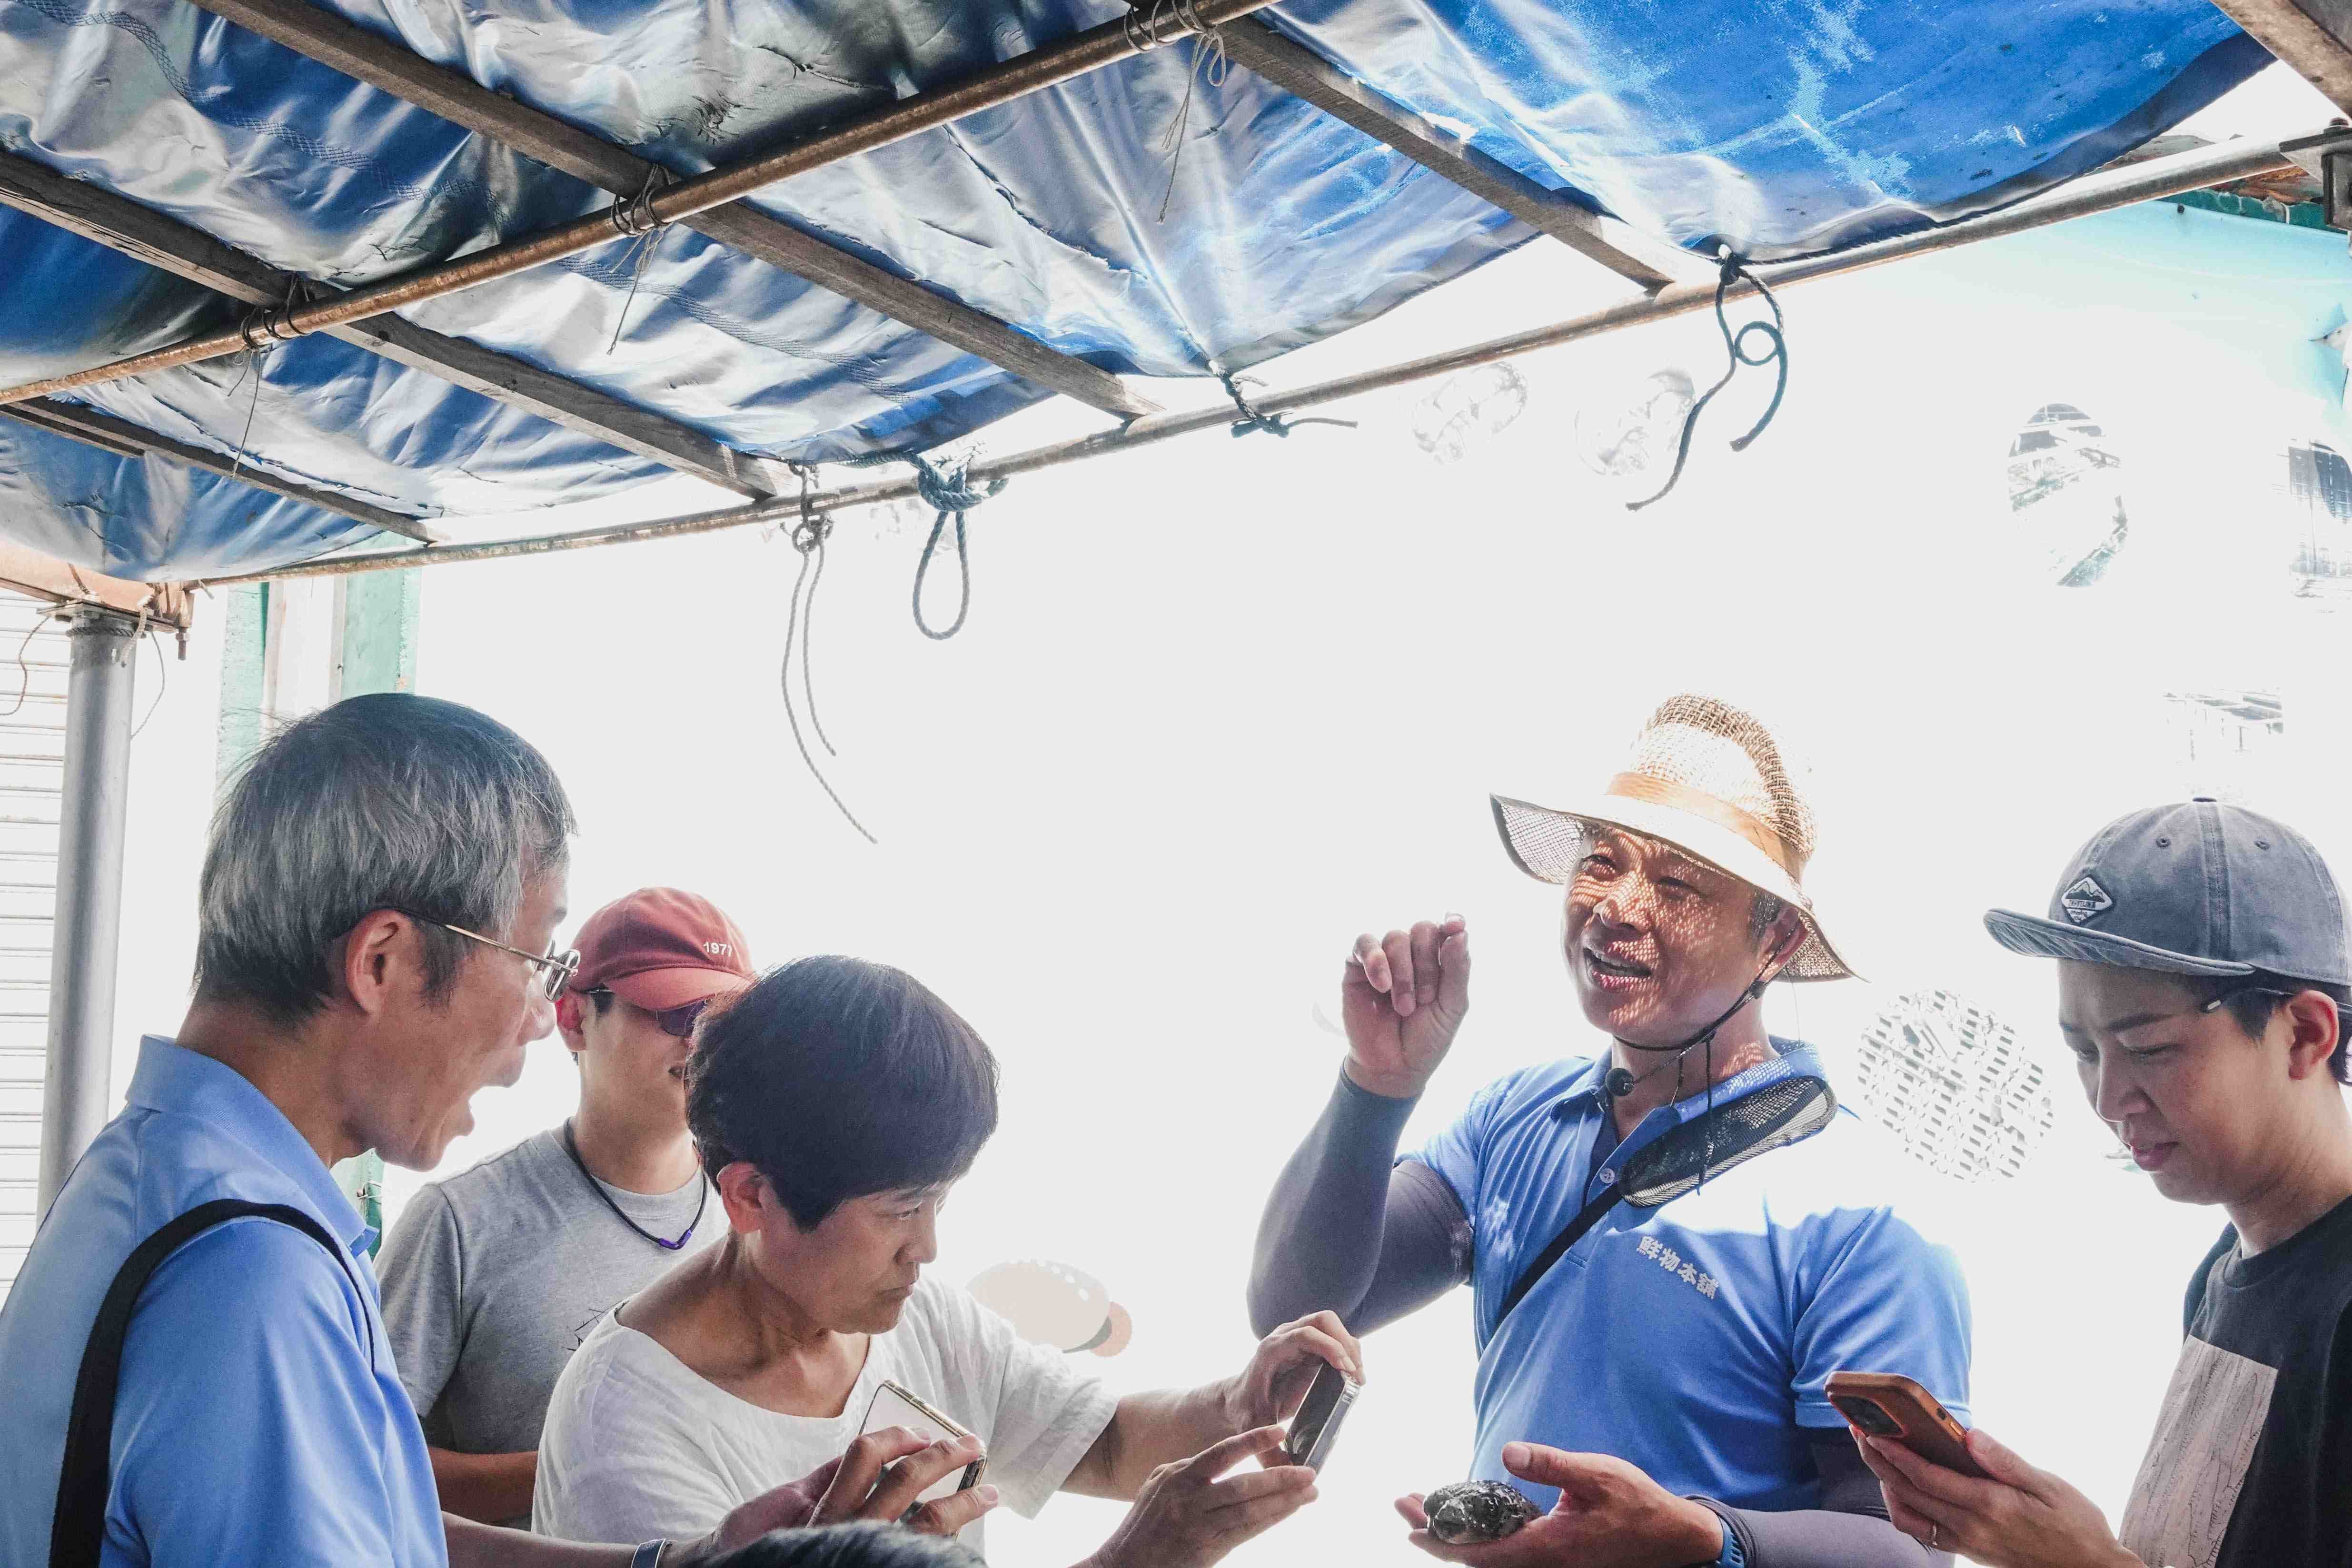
left=585, top=988, right=712, bottom=1040
left=405, top=913, right=581, bottom=1000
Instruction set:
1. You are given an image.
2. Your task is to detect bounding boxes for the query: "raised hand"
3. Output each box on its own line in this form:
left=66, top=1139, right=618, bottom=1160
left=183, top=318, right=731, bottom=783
left=1342, top=915, right=1470, bottom=1099
left=1222, top=1310, right=1364, bottom=1434
left=1088, top=1428, right=1319, bottom=1568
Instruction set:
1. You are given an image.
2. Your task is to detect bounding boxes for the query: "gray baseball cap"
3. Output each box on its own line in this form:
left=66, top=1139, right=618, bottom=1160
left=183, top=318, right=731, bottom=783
left=1985, top=799, right=2352, bottom=982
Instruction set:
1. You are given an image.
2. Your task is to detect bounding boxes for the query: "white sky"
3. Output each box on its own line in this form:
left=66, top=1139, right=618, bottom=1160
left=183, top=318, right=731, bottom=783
left=89, top=61, right=2352, bottom=1568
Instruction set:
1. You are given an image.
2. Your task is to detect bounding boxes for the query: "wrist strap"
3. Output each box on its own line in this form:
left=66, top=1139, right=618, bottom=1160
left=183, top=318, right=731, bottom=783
left=630, top=1543, right=668, bottom=1568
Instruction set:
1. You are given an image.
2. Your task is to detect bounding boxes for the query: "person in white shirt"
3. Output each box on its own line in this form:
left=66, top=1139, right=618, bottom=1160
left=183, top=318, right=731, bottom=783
left=537, top=955, right=1357, bottom=1568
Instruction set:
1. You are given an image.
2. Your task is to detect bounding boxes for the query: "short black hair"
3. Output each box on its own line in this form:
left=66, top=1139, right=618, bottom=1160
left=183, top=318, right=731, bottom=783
left=704, top=1524, right=983, bottom=1568
left=689, top=956, right=1000, bottom=1230
left=2177, top=971, right=2352, bottom=1085
left=1748, top=890, right=1787, bottom=948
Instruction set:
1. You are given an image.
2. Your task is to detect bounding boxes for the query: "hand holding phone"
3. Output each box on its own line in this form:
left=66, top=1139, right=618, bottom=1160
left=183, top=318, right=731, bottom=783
left=1825, top=1370, right=1984, bottom=1478
left=858, top=1379, right=988, bottom=1504
left=1282, top=1360, right=1360, bottom=1471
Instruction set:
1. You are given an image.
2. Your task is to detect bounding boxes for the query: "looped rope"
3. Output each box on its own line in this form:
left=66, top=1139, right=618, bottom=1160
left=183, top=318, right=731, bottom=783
left=1218, top=370, right=1358, bottom=440
left=607, top=166, right=675, bottom=352
left=1626, top=248, right=1790, bottom=512
left=1138, top=0, right=1232, bottom=221
left=609, top=165, right=673, bottom=238
left=905, top=455, right=1003, bottom=640
left=228, top=278, right=312, bottom=480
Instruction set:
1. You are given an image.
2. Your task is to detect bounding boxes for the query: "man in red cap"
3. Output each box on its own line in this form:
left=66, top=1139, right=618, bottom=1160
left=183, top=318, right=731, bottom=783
left=379, top=888, right=757, bottom=1526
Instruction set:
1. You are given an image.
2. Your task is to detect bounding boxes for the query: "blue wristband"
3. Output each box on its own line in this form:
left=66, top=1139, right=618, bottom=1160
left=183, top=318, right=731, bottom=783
left=1715, top=1519, right=1746, bottom=1568
left=630, top=1544, right=667, bottom=1568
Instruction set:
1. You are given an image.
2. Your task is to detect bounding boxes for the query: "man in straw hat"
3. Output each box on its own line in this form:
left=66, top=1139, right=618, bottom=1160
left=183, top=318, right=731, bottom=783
left=1861, top=799, right=2352, bottom=1568
left=1250, top=695, right=1970, bottom=1568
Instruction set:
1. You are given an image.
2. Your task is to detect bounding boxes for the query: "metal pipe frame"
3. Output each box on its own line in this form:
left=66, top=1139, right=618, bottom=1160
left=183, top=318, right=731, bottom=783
left=0, top=149, right=800, bottom=501
left=198, top=135, right=2302, bottom=587
left=0, top=0, right=1278, bottom=412
left=35, top=608, right=137, bottom=1212
left=178, top=0, right=1157, bottom=421
left=0, top=541, right=191, bottom=628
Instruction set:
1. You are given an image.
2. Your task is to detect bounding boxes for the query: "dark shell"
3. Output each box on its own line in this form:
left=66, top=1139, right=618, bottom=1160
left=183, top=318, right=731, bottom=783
left=1424, top=1480, right=1538, bottom=1544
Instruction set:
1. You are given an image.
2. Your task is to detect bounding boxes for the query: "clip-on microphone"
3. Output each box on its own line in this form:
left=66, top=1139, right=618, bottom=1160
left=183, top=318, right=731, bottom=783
left=1599, top=964, right=1776, bottom=1102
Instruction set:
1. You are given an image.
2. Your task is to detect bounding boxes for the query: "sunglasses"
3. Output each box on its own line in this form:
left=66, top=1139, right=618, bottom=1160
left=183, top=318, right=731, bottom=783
left=584, top=988, right=713, bottom=1039
left=404, top=913, right=582, bottom=1000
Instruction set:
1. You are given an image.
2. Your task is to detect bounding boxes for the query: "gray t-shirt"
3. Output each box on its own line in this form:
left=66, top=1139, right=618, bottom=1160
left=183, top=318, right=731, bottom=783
left=377, top=1126, right=721, bottom=1525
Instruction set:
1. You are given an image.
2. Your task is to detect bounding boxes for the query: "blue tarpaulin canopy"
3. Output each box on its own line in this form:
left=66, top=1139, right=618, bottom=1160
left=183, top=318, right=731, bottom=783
left=0, top=0, right=2271, bottom=579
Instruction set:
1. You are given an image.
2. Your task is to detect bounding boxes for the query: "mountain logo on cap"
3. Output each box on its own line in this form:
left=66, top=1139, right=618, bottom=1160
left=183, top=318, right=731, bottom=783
left=2061, top=874, right=2115, bottom=926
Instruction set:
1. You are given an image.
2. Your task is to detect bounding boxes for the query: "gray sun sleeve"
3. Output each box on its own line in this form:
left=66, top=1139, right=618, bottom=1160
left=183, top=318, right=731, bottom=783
left=1248, top=1070, right=1471, bottom=1337
left=1695, top=1431, right=1950, bottom=1568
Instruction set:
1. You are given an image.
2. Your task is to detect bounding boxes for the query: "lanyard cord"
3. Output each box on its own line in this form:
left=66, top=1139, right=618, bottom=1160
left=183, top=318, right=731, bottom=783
left=560, top=1120, right=709, bottom=1252
left=1600, top=961, right=1777, bottom=1191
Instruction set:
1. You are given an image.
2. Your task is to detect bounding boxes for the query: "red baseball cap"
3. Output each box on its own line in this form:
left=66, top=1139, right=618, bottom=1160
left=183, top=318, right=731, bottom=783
left=567, top=888, right=754, bottom=1011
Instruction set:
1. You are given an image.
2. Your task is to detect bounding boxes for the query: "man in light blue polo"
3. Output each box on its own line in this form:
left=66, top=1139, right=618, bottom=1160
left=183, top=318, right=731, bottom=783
left=1250, top=695, right=1971, bottom=1568
left=0, top=694, right=995, bottom=1568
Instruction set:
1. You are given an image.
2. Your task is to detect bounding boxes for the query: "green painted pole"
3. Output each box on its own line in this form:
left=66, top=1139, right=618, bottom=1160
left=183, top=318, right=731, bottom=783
left=211, top=572, right=423, bottom=1249
left=327, top=570, right=420, bottom=1246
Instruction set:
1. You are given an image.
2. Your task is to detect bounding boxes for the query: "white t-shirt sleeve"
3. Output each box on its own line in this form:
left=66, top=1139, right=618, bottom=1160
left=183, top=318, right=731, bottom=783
left=534, top=1328, right=744, bottom=1543
left=927, top=1281, right=1118, bottom=1519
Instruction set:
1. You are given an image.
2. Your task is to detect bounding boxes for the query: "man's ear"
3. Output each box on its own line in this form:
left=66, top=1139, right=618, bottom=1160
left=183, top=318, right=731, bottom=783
left=2280, top=989, right=2341, bottom=1081
left=555, top=992, right=588, bottom=1057
left=339, top=909, right=419, bottom=1019
left=1753, top=906, right=1807, bottom=992
left=715, top=1159, right=773, bottom=1234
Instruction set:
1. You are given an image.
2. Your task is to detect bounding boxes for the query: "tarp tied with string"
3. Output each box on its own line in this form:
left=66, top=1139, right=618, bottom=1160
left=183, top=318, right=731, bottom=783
left=0, top=0, right=2270, bottom=580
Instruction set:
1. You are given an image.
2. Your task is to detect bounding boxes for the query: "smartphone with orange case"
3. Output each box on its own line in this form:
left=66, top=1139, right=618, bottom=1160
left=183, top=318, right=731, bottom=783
left=1825, top=1370, right=1984, bottom=1477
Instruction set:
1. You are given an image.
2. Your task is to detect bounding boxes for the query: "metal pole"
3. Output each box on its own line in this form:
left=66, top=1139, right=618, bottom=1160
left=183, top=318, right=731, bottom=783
left=199, top=135, right=2303, bottom=588
left=37, top=609, right=137, bottom=1212
left=0, top=0, right=1276, bottom=410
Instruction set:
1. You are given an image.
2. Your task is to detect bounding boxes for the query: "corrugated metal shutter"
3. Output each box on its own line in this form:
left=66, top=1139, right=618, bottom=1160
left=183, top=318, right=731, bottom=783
left=0, top=593, right=69, bottom=1306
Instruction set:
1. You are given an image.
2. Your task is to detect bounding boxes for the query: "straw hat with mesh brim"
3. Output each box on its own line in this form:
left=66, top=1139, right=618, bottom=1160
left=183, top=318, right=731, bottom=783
left=1491, top=695, right=1856, bottom=982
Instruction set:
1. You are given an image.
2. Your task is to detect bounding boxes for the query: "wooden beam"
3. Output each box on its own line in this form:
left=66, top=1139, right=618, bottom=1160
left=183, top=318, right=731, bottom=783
left=0, top=150, right=794, bottom=499
left=1217, top=19, right=1706, bottom=290
left=2207, top=1, right=2352, bottom=114
left=177, top=0, right=1159, bottom=420
left=0, top=397, right=442, bottom=542
left=0, top=538, right=190, bottom=628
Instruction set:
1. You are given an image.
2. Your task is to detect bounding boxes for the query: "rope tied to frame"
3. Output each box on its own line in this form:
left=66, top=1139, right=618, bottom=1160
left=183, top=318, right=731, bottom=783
left=842, top=448, right=1008, bottom=640
left=1125, top=0, right=1232, bottom=222
left=778, top=461, right=876, bottom=843
left=228, top=278, right=311, bottom=481
left=905, top=454, right=1003, bottom=640
left=1219, top=370, right=1356, bottom=440
left=606, top=165, right=675, bottom=354
left=1626, top=248, right=1790, bottom=512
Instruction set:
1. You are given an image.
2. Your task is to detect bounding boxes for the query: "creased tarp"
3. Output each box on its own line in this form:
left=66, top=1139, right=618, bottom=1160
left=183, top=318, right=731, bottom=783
left=0, top=0, right=2269, bottom=579
left=1268, top=0, right=2272, bottom=262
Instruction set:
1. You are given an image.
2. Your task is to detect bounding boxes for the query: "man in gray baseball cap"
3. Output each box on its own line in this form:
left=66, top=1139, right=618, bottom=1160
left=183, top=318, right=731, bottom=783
left=1857, top=798, right=2352, bottom=1568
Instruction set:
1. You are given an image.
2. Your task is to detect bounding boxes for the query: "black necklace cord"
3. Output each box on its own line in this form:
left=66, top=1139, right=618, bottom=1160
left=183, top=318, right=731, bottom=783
left=1601, top=959, right=1779, bottom=1091
left=1598, top=959, right=1781, bottom=1191
left=561, top=1120, right=710, bottom=1251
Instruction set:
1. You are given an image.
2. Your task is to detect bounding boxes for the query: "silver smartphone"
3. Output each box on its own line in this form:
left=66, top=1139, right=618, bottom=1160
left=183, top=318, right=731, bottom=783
left=859, top=1379, right=987, bottom=1504
left=1282, top=1361, right=1360, bottom=1471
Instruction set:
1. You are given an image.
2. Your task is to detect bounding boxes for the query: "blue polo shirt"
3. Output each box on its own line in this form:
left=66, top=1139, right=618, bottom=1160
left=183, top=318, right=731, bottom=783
left=1412, top=1042, right=1971, bottom=1511
left=0, top=1037, right=446, bottom=1567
